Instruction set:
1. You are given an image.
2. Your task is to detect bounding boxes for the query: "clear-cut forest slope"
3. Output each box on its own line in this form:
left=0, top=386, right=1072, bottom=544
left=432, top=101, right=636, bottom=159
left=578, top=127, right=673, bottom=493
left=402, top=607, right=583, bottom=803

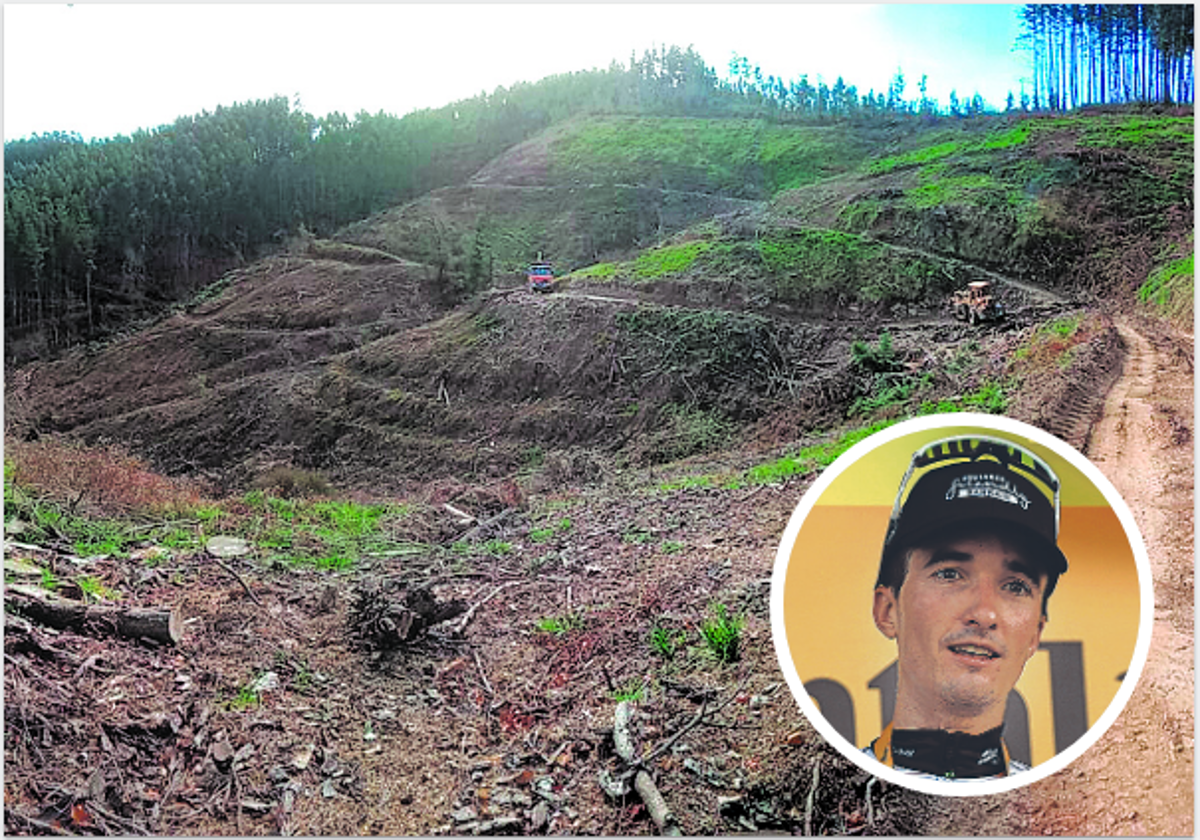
left=6, top=110, right=1193, bottom=495
left=3, top=105, right=1193, bottom=838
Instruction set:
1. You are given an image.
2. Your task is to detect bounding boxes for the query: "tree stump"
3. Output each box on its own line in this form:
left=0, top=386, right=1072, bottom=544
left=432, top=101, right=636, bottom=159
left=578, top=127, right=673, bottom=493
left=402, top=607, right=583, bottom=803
left=348, top=578, right=467, bottom=651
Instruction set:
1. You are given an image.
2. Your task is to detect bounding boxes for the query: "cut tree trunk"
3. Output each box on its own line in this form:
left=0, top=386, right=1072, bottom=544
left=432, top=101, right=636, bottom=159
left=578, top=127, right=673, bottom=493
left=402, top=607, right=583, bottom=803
left=5, top=584, right=183, bottom=646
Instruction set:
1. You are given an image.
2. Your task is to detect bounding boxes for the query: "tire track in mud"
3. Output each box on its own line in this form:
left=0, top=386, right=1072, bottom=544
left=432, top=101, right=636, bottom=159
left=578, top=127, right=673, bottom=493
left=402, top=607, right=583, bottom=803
left=1022, top=317, right=1194, bottom=836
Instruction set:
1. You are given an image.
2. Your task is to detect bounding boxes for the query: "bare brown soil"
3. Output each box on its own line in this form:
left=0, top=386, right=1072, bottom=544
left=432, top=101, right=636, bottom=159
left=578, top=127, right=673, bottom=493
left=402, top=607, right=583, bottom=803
left=1019, top=315, right=1195, bottom=836
left=7, top=302, right=1188, bottom=838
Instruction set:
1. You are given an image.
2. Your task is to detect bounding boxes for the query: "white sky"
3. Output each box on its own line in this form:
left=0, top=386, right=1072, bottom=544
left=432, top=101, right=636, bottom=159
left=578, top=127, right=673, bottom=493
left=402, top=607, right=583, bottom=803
left=4, top=3, right=1030, bottom=142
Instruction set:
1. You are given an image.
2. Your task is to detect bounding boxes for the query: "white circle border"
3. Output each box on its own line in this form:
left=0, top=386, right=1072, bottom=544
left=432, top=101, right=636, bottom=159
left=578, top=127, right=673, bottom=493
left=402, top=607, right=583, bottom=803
left=768, top=413, right=1154, bottom=797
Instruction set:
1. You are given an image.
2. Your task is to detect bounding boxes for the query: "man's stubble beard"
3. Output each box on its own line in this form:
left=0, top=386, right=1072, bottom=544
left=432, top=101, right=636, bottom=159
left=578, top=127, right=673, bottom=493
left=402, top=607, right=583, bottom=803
left=937, top=676, right=999, bottom=720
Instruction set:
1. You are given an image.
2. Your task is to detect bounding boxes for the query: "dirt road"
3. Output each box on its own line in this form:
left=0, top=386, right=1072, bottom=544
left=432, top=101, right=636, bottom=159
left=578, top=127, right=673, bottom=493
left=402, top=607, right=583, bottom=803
left=1022, top=315, right=1194, bottom=835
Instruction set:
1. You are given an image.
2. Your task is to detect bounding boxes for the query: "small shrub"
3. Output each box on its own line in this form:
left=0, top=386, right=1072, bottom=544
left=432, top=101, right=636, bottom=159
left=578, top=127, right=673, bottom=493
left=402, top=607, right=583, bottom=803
left=528, top=527, right=555, bottom=544
left=40, top=567, right=59, bottom=592
left=850, top=332, right=903, bottom=373
left=535, top=612, right=583, bottom=637
left=482, top=540, right=513, bottom=556
left=701, top=604, right=745, bottom=663
left=1039, top=315, right=1082, bottom=340
left=229, top=683, right=261, bottom=711
left=252, top=465, right=331, bottom=499
left=4, top=436, right=204, bottom=517
left=78, top=575, right=116, bottom=601
left=649, top=625, right=685, bottom=660
left=612, top=679, right=646, bottom=702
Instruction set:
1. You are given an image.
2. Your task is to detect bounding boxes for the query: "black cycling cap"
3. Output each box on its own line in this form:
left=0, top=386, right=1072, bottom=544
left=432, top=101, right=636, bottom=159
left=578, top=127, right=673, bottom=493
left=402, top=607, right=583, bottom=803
left=879, top=436, right=1069, bottom=584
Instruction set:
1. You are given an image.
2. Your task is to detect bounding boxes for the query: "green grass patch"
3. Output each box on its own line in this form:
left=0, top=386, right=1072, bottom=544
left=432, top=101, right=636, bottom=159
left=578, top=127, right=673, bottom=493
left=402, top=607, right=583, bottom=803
left=917, top=399, right=963, bottom=415
left=658, top=474, right=714, bottom=492
left=1038, top=314, right=1083, bottom=340
left=570, top=261, right=619, bottom=281
left=535, top=612, right=584, bottom=637
left=869, top=140, right=962, bottom=175
left=482, top=539, right=513, bottom=556
left=528, top=527, right=555, bottom=544
left=612, top=679, right=647, bottom=702
left=1074, top=115, right=1195, bottom=150
left=650, top=625, right=686, bottom=660
left=982, top=123, right=1034, bottom=150
left=550, top=116, right=871, bottom=200
left=634, top=240, right=711, bottom=280
left=745, top=420, right=899, bottom=485
left=312, top=554, right=356, bottom=571
left=1138, top=251, right=1193, bottom=319
left=700, top=604, right=745, bottom=664
left=961, top=379, right=1010, bottom=413
left=745, top=454, right=807, bottom=484
left=905, top=172, right=1016, bottom=210
left=757, top=229, right=948, bottom=304
left=760, top=126, right=867, bottom=193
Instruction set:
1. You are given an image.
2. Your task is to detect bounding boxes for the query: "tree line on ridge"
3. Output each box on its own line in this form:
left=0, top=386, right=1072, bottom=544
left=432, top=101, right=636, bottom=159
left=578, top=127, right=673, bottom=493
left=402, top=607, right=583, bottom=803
left=5, top=7, right=1194, bottom=358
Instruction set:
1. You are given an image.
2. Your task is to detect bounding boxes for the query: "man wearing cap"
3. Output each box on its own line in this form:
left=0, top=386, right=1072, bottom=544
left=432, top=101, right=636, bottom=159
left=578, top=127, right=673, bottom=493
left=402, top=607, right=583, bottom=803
left=867, top=436, right=1068, bottom=779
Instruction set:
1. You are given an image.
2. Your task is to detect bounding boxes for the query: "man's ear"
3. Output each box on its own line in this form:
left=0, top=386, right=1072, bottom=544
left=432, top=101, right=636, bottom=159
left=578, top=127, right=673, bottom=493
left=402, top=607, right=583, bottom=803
left=873, top=585, right=898, bottom=640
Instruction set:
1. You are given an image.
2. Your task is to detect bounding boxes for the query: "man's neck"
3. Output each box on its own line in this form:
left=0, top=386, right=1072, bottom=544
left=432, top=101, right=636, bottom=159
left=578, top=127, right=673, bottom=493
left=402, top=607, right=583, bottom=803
left=892, top=691, right=1005, bottom=735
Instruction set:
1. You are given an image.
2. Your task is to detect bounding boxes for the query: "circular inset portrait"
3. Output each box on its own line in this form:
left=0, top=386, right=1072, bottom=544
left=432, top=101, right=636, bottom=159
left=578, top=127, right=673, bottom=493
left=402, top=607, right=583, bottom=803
left=770, top=414, right=1151, bottom=796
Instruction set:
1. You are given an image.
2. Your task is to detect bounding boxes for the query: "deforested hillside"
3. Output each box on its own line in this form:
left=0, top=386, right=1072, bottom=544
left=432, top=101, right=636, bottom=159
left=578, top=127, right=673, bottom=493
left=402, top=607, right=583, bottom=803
left=334, top=115, right=883, bottom=279
left=6, top=109, right=1190, bottom=497
left=4, top=82, right=1195, bottom=840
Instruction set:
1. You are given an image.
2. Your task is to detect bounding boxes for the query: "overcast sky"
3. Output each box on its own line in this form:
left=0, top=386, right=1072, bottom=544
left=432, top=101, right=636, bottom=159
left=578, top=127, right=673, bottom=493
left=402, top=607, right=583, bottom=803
left=4, top=3, right=1030, bottom=143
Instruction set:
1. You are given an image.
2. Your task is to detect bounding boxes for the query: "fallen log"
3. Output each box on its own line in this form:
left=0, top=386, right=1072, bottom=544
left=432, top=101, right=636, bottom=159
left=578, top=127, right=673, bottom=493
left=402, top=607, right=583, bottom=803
left=5, top=584, right=183, bottom=646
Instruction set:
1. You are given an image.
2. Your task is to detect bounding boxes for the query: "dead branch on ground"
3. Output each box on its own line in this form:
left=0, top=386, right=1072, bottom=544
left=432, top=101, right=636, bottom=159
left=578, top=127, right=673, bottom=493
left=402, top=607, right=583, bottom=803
left=6, top=583, right=182, bottom=646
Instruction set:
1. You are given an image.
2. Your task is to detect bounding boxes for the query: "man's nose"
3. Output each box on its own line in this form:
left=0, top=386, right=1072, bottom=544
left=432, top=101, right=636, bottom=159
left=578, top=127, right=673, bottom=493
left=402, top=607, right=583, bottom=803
left=963, top=581, right=999, bottom=629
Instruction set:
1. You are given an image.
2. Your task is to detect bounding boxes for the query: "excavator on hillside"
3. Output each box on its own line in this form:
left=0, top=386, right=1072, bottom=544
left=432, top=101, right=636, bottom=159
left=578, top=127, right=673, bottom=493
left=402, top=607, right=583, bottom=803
left=949, top=280, right=1004, bottom=325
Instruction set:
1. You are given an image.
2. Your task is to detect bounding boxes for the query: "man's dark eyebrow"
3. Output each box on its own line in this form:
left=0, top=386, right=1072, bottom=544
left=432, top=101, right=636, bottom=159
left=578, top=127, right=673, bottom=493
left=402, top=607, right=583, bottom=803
left=922, top=548, right=973, bottom=568
left=921, top=547, right=1046, bottom=584
left=1003, top=556, right=1045, bottom=584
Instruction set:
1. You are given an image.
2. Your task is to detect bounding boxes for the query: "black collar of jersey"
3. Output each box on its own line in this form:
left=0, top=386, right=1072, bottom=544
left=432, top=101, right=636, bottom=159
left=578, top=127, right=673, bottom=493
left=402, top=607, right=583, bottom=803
left=881, top=724, right=1009, bottom=778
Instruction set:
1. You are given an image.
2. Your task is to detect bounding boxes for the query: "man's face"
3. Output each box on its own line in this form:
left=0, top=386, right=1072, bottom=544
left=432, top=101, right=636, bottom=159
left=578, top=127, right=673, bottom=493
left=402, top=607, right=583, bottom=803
left=873, top=531, right=1046, bottom=732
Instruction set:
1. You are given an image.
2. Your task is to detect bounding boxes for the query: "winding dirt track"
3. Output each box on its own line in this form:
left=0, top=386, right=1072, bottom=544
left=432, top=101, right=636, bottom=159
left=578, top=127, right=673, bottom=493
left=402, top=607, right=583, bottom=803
left=1023, top=315, right=1195, bottom=835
